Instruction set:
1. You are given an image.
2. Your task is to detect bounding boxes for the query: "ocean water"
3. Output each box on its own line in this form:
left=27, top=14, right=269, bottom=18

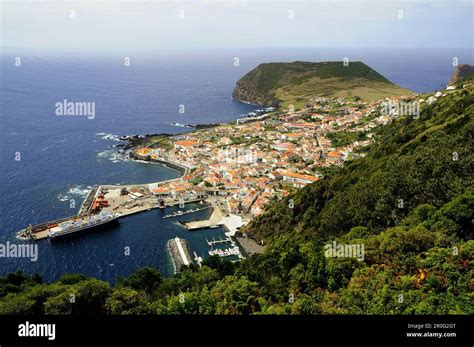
left=0, top=47, right=472, bottom=283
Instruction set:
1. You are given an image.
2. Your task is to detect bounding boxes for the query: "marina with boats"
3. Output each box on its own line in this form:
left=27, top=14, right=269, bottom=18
left=208, top=245, right=243, bottom=258
left=205, top=235, right=245, bottom=260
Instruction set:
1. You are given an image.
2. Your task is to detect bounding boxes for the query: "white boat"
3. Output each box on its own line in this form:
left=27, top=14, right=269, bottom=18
left=48, top=212, right=121, bottom=239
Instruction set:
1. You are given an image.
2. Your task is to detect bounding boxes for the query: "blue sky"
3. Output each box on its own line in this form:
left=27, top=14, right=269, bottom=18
left=1, top=0, right=473, bottom=51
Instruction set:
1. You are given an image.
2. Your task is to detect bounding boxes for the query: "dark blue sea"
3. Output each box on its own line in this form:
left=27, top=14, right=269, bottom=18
left=0, top=47, right=472, bottom=283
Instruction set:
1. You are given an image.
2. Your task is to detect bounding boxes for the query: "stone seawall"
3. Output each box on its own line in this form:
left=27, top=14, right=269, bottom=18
left=129, top=152, right=188, bottom=176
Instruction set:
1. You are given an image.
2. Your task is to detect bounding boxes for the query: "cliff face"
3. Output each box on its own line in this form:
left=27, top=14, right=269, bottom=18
left=232, top=63, right=285, bottom=107
left=232, top=80, right=280, bottom=107
left=449, top=64, right=474, bottom=84
left=232, top=61, right=410, bottom=108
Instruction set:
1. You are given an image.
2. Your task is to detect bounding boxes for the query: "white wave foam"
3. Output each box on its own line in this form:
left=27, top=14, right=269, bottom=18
left=68, top=185, right=91, bottom=197
left=95, top=133, right=121, bottom=141
left=57, top=185, right=90, bottom=202
left=57, top=194, right=69, bottom=202
left=97, top=150, right=110, bottom=158
left=97, top=149, right=129, bottom=163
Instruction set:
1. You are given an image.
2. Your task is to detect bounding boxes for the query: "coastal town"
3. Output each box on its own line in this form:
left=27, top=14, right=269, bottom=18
left=17, top=75, right=470, bottom=270
left=128, top=94, right=416, bottom=219
left=17, top=91, right=421, bottom=267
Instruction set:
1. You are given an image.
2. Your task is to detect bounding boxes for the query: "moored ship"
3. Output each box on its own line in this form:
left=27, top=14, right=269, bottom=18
left=47, top=212, right=121, bottom=239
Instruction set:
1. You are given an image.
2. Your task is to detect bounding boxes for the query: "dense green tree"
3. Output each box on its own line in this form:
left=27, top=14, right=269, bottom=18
left=210, top=276, right=261, bottom=314
left=58, top=274, right=87, bottom=285
left=44, top=291, right=74, bottom=315
left=105, top=287, right=149, bottom=314
left=117, top=267, right=162, bottom=300
left=201, top=256, right=235, bottom=277
left=0, top=294, right=37, bottom=315
left=43, top=279, right=111, bottom=315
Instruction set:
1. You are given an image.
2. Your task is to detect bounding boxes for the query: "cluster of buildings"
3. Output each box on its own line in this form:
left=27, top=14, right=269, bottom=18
left=131, top=95, right=412, bottom=217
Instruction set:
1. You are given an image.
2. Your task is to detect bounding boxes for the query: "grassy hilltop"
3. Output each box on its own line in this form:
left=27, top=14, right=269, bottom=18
left=232, top=61, right=412, bottom=108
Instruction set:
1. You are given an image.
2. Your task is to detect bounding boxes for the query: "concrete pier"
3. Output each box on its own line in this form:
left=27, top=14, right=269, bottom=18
left=181, top=200, right=248, bottom=236
left=167, top=237, right=194, bottom=274
left=182, top=203, right=224, bottom=230
left=78, top=186, right=99, bottom=215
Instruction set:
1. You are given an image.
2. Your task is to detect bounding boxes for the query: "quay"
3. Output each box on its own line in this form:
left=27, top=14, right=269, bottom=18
left=182, top=201, right=224, bottom=230
left=16, top=155, right=196, bottom=241
left=17, top=185, right=239, bottom=241
left=181, top=199, right=247, bottom=237
left=16, top=160, right=245, bottom=242
left=17, top=183, right=205, bottom=241
left=18, top=216, right=75, bottom=240
left=19, top=186, right=102, bottom=240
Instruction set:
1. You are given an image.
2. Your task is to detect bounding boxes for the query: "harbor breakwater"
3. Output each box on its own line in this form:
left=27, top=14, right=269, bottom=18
left=167, top=237, right=194, bottom=274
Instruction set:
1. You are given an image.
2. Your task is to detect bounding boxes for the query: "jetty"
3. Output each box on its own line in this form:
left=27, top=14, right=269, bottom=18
left=162, top=206, right=209, bottom=219
left=167, top=237, right=194, bottom=274
left=193, top=251, right=203, bottom=267
left=18, top=216, right=74, bottom=240
left=77, top=186, right=101, bottom=215
left=157, top=198, right=206, bottom=209
left=206, top=236, right=233, bottom=246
